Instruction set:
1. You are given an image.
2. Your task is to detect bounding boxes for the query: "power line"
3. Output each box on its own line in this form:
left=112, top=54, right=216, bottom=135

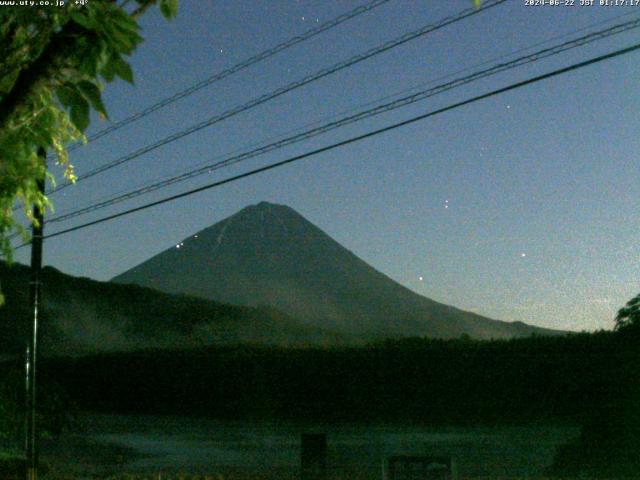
left=11, top=0, right=395, bottom=216
left=18, top=41, right=638, bottom=247
left=47, top=0, right=508, bottom=196
left=38, top=7, right=640, bottom=215
left=45, top=17, right=640, bottom=226
left=17, top=4, right=629, bottom=237
left=64, top=0, right=392, bottom=151
left=51, top=8, right=637, bottom=219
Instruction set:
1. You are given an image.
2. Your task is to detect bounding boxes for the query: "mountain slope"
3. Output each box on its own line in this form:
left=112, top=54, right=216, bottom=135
left=113, top=202, right=563, bottom=340
left=0, top=262, right=345, bottom=357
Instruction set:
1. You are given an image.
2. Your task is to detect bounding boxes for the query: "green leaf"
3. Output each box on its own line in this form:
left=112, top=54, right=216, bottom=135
left=103, top=9, right=143, bottom=54
left=79, top=55, right=97, bottom=77
left=99, top=52, right=116, bottom=82
left=70, top=98, right=90, bottom=132
left=159, top=0, right=179, bottom=19
left=77, top=81, right=108, bottom=118
left=110, top=8, right=141, bottom=35
left=108, top=28, right=139, bottom=54
left=0, top=68, right=19, bottom=95
left=112, top=56, right=134, bottom=84
left=78, top=41, right=103, bottom=77
left=55, top=86, right=80, bottom=108
left=69, top=10, right=96, bottom=30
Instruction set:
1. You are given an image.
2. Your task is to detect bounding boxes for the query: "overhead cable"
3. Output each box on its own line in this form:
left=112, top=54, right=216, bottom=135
left=18, top=41, right=638, bottom=247
left=47, top=0, right=508, bottom=195
left=54, top=8, right=637, bottom=215
left=66, top=0, right=393, bottom=150
left=45, top=18, right=640, bottom=225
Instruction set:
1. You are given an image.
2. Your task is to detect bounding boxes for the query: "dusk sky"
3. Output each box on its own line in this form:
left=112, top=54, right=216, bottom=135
left=13, top=0, right=640, bottom=332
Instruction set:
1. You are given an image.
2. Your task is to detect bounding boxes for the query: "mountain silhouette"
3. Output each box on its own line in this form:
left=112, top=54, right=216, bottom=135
left=0, top=261, right=344, bottom=358
left=113, top=202, right=563, bottom=340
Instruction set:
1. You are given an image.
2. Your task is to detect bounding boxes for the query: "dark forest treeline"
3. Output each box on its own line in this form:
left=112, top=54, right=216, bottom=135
left=0, top=262, right=348, bottom=357
left=8, top=329, right=635, bottom=426
left=2, top=328, right=638, bottom=476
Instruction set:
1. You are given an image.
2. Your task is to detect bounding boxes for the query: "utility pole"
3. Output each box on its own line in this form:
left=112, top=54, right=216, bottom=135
left=25, top=147, right=46, bottom=480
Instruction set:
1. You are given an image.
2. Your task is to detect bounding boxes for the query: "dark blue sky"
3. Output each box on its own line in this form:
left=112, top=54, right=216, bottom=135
left=15, top=0, right=640, bottom=332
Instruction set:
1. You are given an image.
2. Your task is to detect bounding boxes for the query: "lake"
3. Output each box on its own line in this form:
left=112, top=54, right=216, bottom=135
left=41, top=414, right=580, bottom=478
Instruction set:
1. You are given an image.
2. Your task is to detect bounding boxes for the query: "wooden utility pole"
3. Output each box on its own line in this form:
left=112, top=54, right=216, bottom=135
left=25, top=148, right=46, bottom=480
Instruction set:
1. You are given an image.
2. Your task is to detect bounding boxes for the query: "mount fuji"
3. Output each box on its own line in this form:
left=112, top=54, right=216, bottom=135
left=113, top=202, right=562, bottom=341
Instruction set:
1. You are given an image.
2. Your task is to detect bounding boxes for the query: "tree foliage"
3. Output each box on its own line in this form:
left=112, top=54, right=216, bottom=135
left=0, top=367, right=73, bottom=450
left=0, top=0, right=178, bottom=305
left=615, top=292, right=640, bottom=333
left=0, top=0, right=178, bottom=269
left=33, top=330, right=626, bottom=424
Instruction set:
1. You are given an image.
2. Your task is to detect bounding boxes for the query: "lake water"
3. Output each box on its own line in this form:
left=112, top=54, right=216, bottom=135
left=42, top=414, right=580, bottom=478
